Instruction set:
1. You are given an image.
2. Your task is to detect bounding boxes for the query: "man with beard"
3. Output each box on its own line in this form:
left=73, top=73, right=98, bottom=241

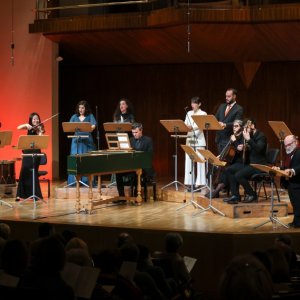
left=224, top=119, right=267, bottom=204
left=215, top=88, right=244, bottom=153
left=277, top=135, right=300, bottom=228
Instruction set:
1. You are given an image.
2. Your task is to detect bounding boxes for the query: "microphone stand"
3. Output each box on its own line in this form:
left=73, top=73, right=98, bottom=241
left=95, top=105, right=100, bottom=150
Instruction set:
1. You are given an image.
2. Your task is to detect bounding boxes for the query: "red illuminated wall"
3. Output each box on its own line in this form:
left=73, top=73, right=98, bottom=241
left=0, top=0, right=54, bottom=179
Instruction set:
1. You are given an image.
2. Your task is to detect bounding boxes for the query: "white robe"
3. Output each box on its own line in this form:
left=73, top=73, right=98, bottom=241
left=184, top=109, right=207, bottom=186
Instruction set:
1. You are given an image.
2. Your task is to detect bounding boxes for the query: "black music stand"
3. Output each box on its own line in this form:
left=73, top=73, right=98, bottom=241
left=0, top=131, right=13, bottom=208
left=191, top=115, right=223, bottom=193
left=160, top=120, right=189, bottom=191
left=62, top=122, right=93, bottom=188
left=194, top=149, right=226, bottom=217
left=176, top=145, right=206, bottom=211
left=268, top=121, right=293, bottom=168
left=17, top=135, right=49, bottom=209
left=251, top=164, right=289, bottom=229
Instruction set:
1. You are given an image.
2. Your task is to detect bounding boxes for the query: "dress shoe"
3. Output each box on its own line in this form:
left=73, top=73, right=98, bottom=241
left=243, top=195, right=258, bottom=203
left=205, top=190, right=219, bottom=198
left=15, top=197, right=20, bottom=202
left=186, top=185, right=196, bottom=192
left=288, top=222, right=300, bottom=228
left=224, top=195, right=240, bottom=204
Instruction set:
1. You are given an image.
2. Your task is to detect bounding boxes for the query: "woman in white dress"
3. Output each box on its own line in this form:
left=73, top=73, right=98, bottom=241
left=184, top=97, right=207, bottom=189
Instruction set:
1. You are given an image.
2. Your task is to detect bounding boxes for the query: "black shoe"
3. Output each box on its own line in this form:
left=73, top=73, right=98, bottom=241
left=224, top=195, right=240, bottom=204
left=15, top=197, right=20, bottom=202
left=243, top=195, right=258, bottom=203
left=186, top=185, right=195, bottom=192
left=288, top=222, right=300, bottom=228
left=205, top=190, right=219, bottom=198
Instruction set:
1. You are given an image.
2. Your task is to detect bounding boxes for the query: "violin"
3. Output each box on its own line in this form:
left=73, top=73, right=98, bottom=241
left=32, top=123, right=45, bottom=135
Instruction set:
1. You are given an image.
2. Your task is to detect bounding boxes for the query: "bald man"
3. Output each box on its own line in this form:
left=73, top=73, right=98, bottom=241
left=280, top=135, right=300, bottom=228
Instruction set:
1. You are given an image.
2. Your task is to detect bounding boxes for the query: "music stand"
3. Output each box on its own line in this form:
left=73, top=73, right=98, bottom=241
left=191, top=115, right=223, bottom=193
left=176, top=145, right=206, bottom=211
left=0, top=131, right=13, bottom=208
left=62, top=122, right=93, bottom=188
left=160, top=120, right=189, bottom=191
left=193, top=149, right=226, bottom=217
left=103, top=122, right=132, bottom=132
left=17, top=135, right=49, bottom=208
left=103, top=122, right=133, bottom=187
left=268, top=121, right=293, bottom=168
left=251, top=164, right=289, bottom=229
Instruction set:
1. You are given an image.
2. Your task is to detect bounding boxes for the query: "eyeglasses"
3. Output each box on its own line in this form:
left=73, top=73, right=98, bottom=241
left=284, top=141, right=295, bottom=148
left=233, top=125, right=240, bottom=128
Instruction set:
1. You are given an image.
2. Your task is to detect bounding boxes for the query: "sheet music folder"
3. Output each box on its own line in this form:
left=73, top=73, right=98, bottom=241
left=0, top=131, right=13, bottom=148
left=268, top=121, right=293, bottom=140
left=250, top=164, right=288, bottom=177
left=103, top=122, right=132, bottom=132
left=192, top=115, right=223, bottom=130
left=62, top=122, right=92, bottom=133
left=17, top=135, right=49, bottom=150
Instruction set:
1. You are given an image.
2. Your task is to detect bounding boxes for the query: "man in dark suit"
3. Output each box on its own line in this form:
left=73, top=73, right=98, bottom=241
left=224, top=119, right=267, bottom=204
left=279, top=135, right=300, bottom=227
left=116, top=122, right=154, bottom=198
left=215, top=88, right=244, bottom=153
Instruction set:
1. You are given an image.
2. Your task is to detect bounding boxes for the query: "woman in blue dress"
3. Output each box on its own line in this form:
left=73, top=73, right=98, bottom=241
left=67, top=100, right=97, bottom=186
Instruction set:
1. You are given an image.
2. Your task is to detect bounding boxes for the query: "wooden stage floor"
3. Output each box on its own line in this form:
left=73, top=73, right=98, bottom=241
left=0, top=180, right=295, bottom=233
left=1, top=179, right=300, bottom=299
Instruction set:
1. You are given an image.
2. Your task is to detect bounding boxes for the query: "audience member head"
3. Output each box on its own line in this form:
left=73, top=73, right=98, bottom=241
left=61, top=229, right=78, bottom=245
left=165, top=232, right=183, bottom=253
left=30, top=236, right=66, bottom=274
left=38, top=222, right=55, bottom=238
left=120, top=242, right=139, bottom=263
left=66, top=248, right=93, bottom=267
left=65, top=237, right=89, bottom=253
left=218, top=254, right=273, bottom=300
left=94, top=248, right=122, bottom=274
left=116, top=232, right=134, bottom=248
left=2, top=239, right=29, bottom=277
left=0, top=223, right=11, bottom=240
left=267, top=247, right=290, bottom=283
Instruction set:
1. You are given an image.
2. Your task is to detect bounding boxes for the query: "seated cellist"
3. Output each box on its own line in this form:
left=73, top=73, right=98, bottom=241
left=206, top=119, right=244, bottom=198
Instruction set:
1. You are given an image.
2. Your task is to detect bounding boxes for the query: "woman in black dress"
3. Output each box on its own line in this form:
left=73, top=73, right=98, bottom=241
left=113, top=98, right=135, bottom=123
left=16, top=112, right=45, bottom=201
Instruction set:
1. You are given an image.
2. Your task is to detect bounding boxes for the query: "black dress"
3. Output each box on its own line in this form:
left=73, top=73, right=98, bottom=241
left=16, top=129, right=42, bottom=200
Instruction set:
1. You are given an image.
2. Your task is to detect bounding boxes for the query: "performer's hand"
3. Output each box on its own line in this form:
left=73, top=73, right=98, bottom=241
left=283, top=169, right=293, bottom=177
left=230, top=135, right=236, bottom=142
left=243, top=128, right=250, bottom=141
left=237, top=144, right=243, bottom=151
left=26, top=124, right=32, bottom=130
left=219, top=122, right=226, bottom=129
left=272, top=166, right=280, bottom=171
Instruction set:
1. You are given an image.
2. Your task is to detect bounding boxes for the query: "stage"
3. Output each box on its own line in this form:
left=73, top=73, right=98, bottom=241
left=0, top=180, right=299, bottom=299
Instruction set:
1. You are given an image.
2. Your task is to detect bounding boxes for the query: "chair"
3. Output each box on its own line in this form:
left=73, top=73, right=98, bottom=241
left=127, top=173, right=157, bottom=201
left=251, top=148, right=280, bottom=202
left=38, top=152, right=50, bottom=198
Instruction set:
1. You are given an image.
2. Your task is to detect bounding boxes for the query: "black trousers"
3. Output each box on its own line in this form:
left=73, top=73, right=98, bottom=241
left=225, top=163, right=259, bottom=197
left=288, top=183, right=300, bottom=226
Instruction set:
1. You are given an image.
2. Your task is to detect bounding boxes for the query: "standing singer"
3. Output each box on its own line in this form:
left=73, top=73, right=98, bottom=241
left=184, top=97, right=207, bottom=190
left=67, top=100, right=97, bottom=186
left=215, top=88, right=243, bottom=153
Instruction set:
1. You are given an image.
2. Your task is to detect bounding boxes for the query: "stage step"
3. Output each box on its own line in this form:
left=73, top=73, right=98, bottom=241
left=160, top=189, right=290, bottom=219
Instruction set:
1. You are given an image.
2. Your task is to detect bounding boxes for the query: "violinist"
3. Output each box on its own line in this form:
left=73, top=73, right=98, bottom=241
left=207, top=119, right=244, bottom=198
left=16, top=112, right=45, bottom=201
left=224, top=119, right=267, bottom=204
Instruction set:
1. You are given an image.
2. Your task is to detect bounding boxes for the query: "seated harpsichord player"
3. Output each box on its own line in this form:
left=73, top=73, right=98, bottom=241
left=115, top=122, right=155, bottom=201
